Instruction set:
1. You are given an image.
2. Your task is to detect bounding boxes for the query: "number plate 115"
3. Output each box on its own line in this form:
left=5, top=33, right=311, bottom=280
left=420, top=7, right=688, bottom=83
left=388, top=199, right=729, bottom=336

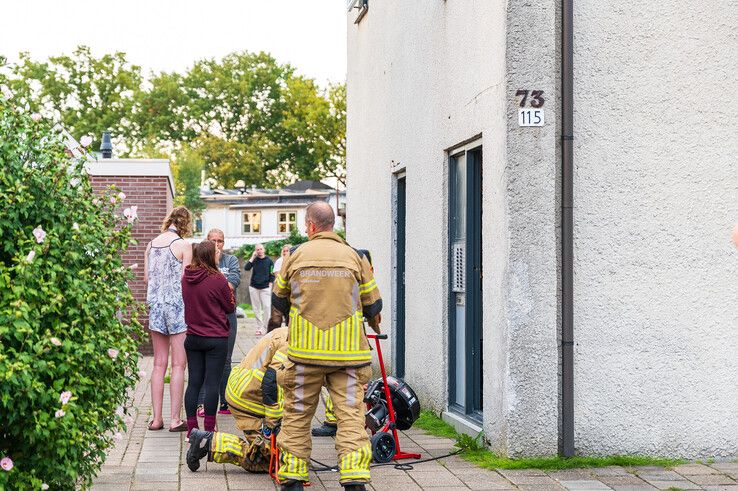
left=518, top=108, right=544, bottom=127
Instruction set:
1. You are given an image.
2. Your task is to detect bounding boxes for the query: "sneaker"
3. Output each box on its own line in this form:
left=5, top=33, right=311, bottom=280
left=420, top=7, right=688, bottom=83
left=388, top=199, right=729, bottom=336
left=186, top=429, right=213, bottom=472
left=311, top=423, right=337, bottom=437
left=196, top=405, right=205, bottom=418
left=218, top=403, right=231, bottom=415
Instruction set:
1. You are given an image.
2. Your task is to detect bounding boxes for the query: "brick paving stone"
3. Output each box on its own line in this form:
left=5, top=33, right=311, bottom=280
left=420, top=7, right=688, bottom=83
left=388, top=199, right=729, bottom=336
left=593, top=467, right=631, bottom=477
left=498, top=469, right=549, bottom=479
left=609, top=486, right=658, bottom=491
left=643, top=479, right=703, bottom=490
left=599, top=476, right=652, bottom=487
left=676, top=464, right=723, bottom=475
left=702, top=486, right=738, bottom=491
left=548, top=469, right=598, bottom=480
left=687, top=474, right=737, bottom=486
left=558, top=480, right=614, bottom=490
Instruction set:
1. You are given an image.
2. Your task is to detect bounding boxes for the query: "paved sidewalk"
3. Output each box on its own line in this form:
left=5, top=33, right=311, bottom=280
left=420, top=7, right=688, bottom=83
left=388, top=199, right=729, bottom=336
left=93, top=319, right=738, bottom=490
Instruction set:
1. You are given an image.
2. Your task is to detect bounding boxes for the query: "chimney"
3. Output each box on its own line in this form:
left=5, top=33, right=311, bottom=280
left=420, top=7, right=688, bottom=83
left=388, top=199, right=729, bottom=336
left=100, top=131, right=113, bottom=159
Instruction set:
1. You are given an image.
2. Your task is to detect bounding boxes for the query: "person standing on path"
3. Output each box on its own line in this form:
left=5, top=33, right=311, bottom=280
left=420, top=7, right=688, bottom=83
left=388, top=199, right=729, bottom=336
left=196, top=228, right=241, bottom=416
left=244, top=243, right=274, bottom=335
left=272, top=202, right=382, bottom=491
left=182, top=241, right=236, bottom=437
left=143, top=206, right=193, bottom=432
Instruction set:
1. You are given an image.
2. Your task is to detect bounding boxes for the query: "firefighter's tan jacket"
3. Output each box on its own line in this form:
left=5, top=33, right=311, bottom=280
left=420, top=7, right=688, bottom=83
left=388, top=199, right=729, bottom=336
left=225, top=327, right=290, bottom=429
left=271, top=231, right=382, bottom=367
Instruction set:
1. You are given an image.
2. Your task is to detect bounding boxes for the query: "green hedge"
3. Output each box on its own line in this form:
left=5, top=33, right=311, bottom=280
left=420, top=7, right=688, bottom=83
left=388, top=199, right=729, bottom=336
left=0, top=99, right=144, bottom=489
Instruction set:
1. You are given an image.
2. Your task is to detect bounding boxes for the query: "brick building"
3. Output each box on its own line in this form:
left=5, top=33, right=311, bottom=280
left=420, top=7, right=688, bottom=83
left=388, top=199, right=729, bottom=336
left=87, top=158, right=175, bottom=352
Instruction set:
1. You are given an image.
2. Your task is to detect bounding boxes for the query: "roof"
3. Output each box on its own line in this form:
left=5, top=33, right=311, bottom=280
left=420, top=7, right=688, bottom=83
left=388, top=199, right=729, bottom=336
left=201, top=180, right=344, bottom=206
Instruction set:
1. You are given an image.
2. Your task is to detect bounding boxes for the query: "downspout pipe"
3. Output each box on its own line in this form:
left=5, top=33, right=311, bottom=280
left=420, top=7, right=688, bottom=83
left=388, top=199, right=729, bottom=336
left=561, top=0, right=575, bottom=457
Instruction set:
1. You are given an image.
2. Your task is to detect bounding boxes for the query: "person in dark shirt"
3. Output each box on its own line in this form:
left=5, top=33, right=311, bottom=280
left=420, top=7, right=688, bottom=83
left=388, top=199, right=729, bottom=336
left=182, top=240, right=236, bottom=437
left=244, top=243, right=274, bottom=335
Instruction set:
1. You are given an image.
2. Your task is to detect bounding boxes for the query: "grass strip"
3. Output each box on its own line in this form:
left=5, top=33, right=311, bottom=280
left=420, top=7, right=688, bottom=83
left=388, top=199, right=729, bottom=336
left=414, top=411, right=684, bottom=470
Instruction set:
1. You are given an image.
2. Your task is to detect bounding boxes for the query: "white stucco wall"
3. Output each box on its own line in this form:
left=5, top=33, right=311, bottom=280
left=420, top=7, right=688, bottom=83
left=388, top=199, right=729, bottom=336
left=571, top=1, right=738, bottom=458
left=347, top=0, right=737, bottom=458
left=347, top=1, right=559, bottom=456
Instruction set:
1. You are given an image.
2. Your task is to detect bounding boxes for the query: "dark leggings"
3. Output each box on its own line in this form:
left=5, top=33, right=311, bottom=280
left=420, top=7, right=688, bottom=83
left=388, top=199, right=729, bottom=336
left=198, top=313, right=238, bottom=407
left=184, top=334, right=228, bottom=417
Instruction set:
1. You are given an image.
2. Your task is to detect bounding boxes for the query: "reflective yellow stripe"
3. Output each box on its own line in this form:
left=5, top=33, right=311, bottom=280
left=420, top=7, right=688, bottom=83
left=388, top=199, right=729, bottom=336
left=278, top=448, right=309, bottom=481
left=273, top=351, right=287, bottom=363
left=275, top=274, right=287, bottom=289
left=359, top=279, right=377, bottom=294
left=339, top=444, right=371, bottom=481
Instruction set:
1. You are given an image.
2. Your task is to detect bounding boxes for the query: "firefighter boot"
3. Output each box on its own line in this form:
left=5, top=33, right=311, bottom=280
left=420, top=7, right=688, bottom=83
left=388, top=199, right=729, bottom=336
left=280, top=480, right=305, bottom=490
left=187, top=429, right=213, bottom=471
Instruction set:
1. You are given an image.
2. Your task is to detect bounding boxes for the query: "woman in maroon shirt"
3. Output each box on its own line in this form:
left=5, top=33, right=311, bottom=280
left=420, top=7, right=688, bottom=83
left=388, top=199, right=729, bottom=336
left=182, top=240, right=235, bottom=436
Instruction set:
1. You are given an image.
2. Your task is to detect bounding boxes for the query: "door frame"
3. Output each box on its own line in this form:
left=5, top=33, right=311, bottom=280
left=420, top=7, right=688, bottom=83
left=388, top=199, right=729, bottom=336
left=393, top=172, right=407, bottom=378
left=447, top=138, right=483, bottom=421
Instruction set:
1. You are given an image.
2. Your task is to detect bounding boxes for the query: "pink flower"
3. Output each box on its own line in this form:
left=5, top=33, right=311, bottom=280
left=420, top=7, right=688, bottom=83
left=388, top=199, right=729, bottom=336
left=114, top=432, right=123, bottom=441
left=124, top=352, right=130, bottom=358
left=31, top=113, right=42, bottom=122
left=123, top=206, right=138, bottom=224
left=138, top=370, right=146, bottom=377
left=107, top=348, right=119, bottom=359
left=26, top=250, right=36, bottom=262
left=0, top=457, right=12, bottom=471
left=55, top=409, right=65, bottom=418
left=118, top=192, right=126, bottom=201
left=92, top=198, right=100, bottom=206
left=110, top=196, right=117, bottom=204
left=32, top=226, right=46, bottom=243
left=50, top=337, right=62, bottom=346
left=80, top=135, right=93, bottom=147
left=124, top=415, right=134, bottom=425
left=41, top=484, right=49, bottom=490
left=59, top=391, right=72, bottom=404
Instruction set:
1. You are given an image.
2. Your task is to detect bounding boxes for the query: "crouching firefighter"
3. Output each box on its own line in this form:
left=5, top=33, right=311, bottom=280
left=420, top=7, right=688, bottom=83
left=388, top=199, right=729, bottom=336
left=271, top=201, right=382, bottom=491
left=187, top=326, right=290, bottom=473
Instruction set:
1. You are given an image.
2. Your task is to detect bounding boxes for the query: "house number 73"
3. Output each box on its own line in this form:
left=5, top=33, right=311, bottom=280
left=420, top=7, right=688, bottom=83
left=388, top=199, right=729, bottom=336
left=516, top=90, right=545, bottom=127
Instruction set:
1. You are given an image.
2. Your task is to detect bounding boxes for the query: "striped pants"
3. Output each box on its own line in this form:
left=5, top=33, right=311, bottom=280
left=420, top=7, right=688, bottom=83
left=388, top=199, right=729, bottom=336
left=277, top=364, right=372, bottom=484
left=210, top=431, right=271, bottom=473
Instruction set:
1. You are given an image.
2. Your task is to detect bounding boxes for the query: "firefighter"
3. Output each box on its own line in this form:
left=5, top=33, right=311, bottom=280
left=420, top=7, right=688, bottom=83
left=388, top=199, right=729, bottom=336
left=186, top=327, right=290, bottom=473
left=272, top=201, right=382, bottom=491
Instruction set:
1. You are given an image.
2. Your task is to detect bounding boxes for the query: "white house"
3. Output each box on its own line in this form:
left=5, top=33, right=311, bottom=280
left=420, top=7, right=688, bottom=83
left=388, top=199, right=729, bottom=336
left=195, top=180, right=346, bottom=249
left=346, top=1, right=737, bottom=459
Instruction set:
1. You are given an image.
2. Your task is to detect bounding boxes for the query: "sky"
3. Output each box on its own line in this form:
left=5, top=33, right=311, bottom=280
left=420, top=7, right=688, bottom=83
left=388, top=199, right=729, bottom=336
left=0, top=0, right=347, bottom=86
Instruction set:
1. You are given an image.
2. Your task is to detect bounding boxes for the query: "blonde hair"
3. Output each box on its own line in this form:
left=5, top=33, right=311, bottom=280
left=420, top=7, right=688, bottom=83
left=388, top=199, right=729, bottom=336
left=161, top=206, right=192, bottom=237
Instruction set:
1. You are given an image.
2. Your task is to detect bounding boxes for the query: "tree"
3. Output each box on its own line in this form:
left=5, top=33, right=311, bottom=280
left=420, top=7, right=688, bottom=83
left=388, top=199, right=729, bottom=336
left=5, top=46, right=143, bottom=153
left=2, top=47, right=347, bottom=189
left=171, top=148, right=205, bottom=213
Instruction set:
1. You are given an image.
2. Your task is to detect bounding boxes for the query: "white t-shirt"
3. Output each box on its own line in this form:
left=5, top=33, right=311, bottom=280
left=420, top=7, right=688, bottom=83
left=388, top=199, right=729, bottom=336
left=273, top=256, right=284, bottom=275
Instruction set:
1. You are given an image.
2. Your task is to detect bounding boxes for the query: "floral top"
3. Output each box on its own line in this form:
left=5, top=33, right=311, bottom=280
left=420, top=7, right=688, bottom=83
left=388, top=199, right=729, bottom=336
left=146, top=237, right=184, bottom=306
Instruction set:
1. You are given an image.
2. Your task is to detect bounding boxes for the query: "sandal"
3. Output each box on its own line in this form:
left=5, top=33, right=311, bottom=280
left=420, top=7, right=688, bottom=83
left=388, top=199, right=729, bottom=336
left=148, top=421, right=164, bottom=431
left=169, top=420, right=187, bottom=432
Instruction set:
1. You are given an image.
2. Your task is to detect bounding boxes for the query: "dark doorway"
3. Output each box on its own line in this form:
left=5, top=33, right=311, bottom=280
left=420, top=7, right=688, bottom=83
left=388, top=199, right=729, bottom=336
left=449, top=145, right=483, bottom=419
left=394, top=175, right=406, bottom=378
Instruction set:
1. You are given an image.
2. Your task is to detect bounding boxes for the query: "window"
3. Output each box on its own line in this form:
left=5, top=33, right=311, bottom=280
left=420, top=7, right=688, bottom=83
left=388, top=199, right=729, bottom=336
left=242, top=211, right=261, bottom=234
left=278, top=211, right=297, bottom=234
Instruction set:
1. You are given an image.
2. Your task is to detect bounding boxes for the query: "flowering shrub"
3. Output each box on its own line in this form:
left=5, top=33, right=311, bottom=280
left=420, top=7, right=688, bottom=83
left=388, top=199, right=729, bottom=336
left=0, top=97, right=144, bottom=489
